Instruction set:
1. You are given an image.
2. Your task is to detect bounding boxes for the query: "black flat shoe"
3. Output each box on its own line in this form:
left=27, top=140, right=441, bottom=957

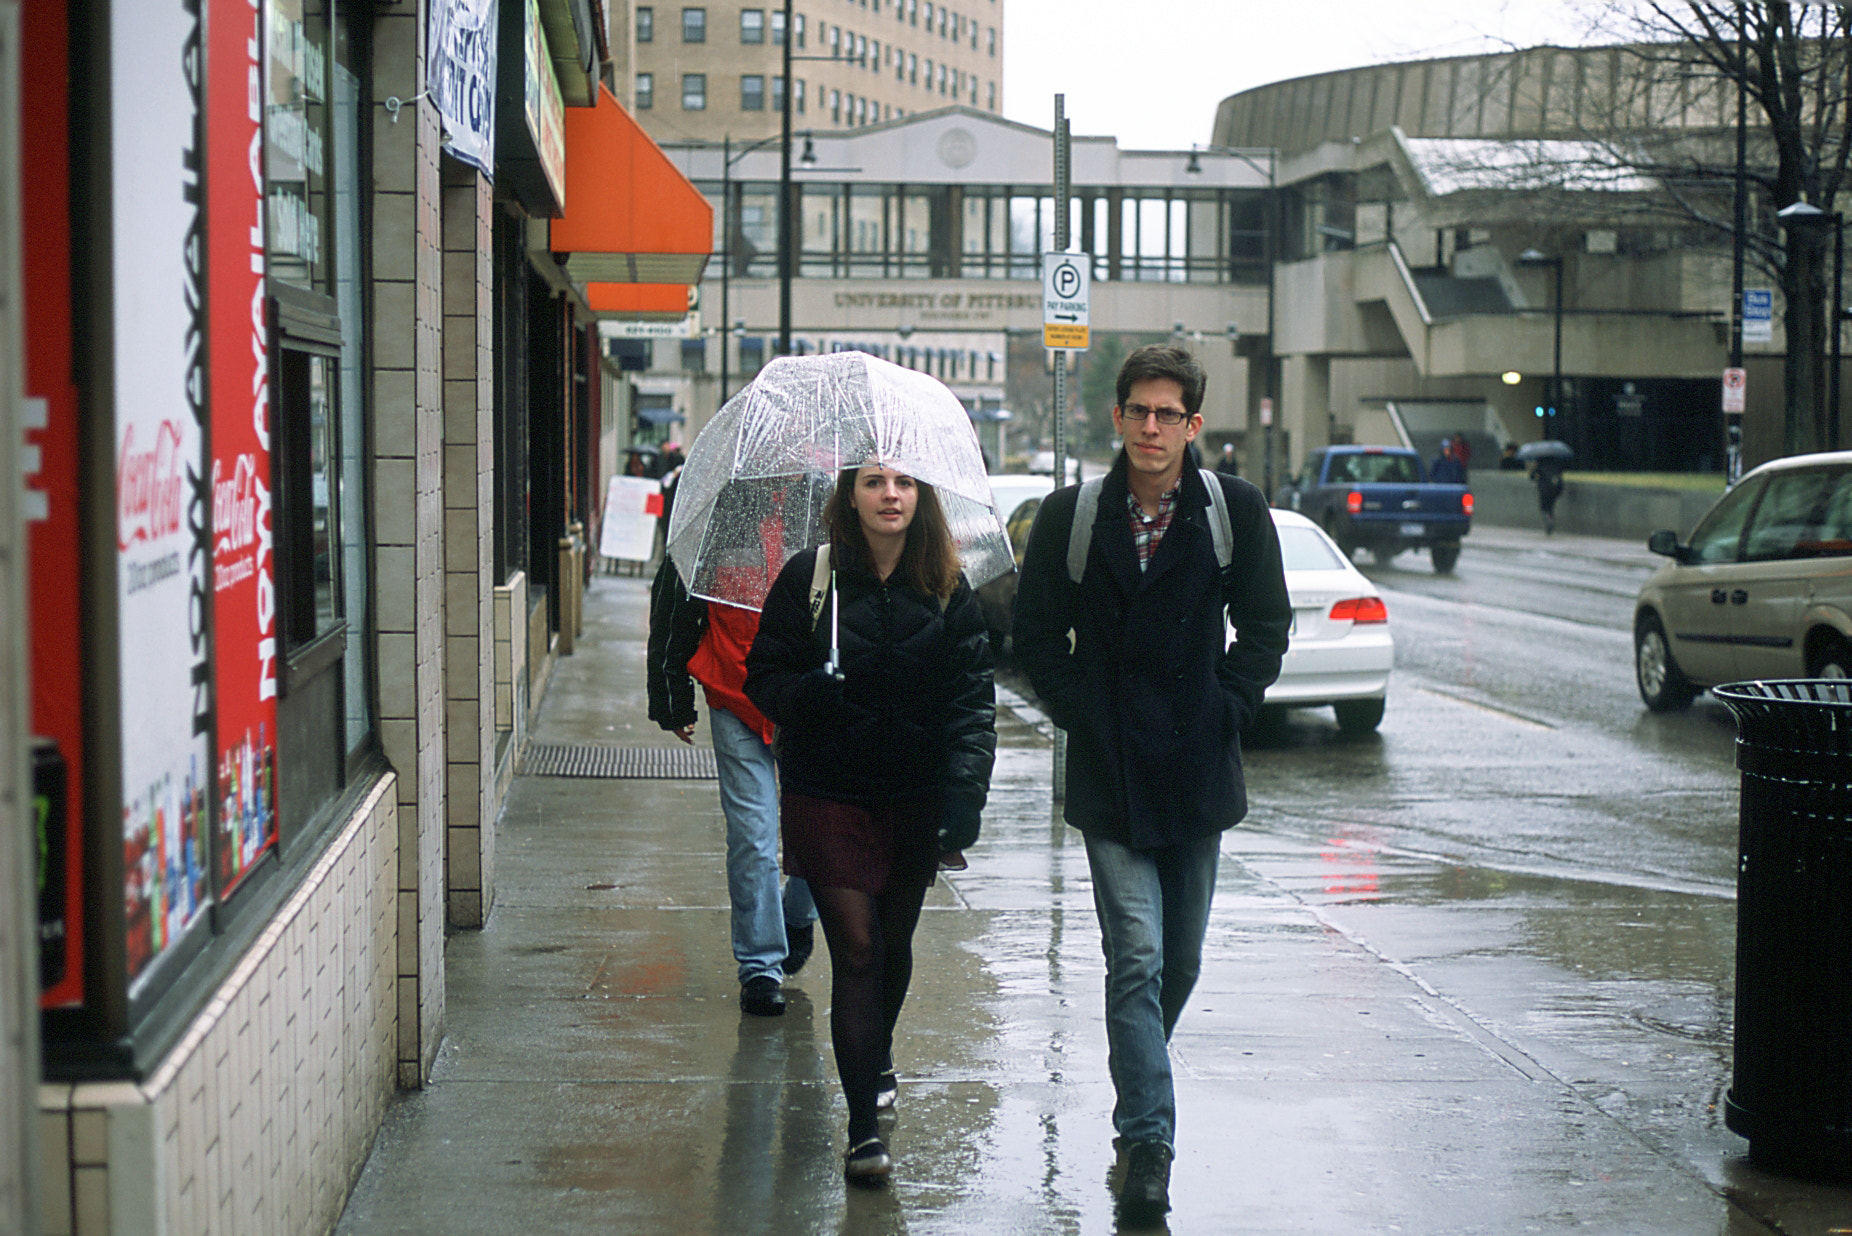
left=1117, top=1140, right=1172, bottom=1227
left=874, top=1070, right=898, bottom=1112
left=844, top=1137, right=891, bottom=1185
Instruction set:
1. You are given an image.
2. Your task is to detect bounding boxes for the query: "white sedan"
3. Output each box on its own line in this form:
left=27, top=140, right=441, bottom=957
left=1240, top=507, right=1395, bottom=733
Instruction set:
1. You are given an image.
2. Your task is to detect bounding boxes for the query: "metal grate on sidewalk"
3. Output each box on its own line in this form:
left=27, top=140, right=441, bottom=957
left=519, top=743, right=719, bottom=780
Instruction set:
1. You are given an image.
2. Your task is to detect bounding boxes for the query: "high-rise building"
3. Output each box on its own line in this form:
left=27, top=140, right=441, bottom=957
left=613, top=0, right=1004, bottom=143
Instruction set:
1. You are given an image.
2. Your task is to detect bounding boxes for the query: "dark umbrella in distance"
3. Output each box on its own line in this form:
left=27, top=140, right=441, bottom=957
left=1514, top=440, right=1573, bottom=464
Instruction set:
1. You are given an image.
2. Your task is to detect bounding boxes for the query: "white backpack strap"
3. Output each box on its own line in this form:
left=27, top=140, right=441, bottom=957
left=1065, top=478, right=1105, bottom=584
left=1202, top=471, right=1234, bottom=570
left=805, top=544, right=832, bottom=626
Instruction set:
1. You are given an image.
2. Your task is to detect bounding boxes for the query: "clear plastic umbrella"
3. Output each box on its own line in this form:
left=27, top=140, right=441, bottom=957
left=666, top=351, right=1013, bottom=614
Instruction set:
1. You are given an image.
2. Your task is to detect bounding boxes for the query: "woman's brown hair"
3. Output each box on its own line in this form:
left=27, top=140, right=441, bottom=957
left=822, top=466, right=962, bottom=599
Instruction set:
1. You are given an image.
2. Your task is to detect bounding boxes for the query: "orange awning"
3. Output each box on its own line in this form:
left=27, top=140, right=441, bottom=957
left=552, top=87, right=711, bottom=286
left=585, top=283, right=693, bottom=321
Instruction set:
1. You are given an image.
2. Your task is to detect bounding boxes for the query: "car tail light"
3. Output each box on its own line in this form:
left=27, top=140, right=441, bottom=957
left=1329, top=596, right=1388, bottom=624
left=1346, top=490, right=1363, bottom=514
left=1461, top=492, right=1475, bottom=515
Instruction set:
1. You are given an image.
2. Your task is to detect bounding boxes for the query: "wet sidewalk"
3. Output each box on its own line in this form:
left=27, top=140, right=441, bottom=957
left=333, top=570, right=1852, bottom=1235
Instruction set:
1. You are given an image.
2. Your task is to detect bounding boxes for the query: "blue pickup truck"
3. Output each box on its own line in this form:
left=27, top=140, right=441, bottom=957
left=1274, top=445, right=1473, bottom=573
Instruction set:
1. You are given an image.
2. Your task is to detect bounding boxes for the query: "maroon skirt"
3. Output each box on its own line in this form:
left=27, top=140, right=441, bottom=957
left=781, top=793, right=940, bottom=896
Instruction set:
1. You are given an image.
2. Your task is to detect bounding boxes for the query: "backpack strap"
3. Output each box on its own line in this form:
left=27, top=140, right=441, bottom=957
left=1064, top=473, right=1234, bottom=583
left=805, top=545, right=832, bottom=627
left=1065, top=478, right=1105, bottom=584
left=1202, top=471, right=1234, bottom=571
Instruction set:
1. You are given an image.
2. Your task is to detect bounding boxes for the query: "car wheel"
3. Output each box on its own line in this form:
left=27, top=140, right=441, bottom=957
left=1431, top=543, right=1460, bottom=574
left=1334, top=697, right=1385, bottom=733
left=1808, top=634, right=1852, bottom=679
left=1635, top=613, right=1698, bottom=712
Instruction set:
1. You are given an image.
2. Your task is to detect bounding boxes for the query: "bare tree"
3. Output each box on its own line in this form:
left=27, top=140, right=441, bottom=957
left=1591, top=2, right=1852, bottom=454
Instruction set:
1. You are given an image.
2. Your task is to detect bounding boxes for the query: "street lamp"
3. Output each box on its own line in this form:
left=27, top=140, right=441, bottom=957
left=1189, top=142, right=1277, bottom=492
left=1775, top=201, right=1841, bottom=452
left=717, top=132, right=788, bottom=405
left=1519, top=248, right=1565, bottom=446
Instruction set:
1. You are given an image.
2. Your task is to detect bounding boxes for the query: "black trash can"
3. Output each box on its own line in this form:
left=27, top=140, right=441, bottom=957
left=1715, top=679, right=1852, bottom=1180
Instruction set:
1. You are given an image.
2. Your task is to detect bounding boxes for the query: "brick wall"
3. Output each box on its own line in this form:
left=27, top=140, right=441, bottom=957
left=371, top=5, right=447, bottom=1088
left=441, top=163, right=498, bottom=927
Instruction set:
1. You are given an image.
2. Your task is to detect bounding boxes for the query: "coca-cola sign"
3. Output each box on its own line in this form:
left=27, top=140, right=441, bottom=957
left=117, top=419, right=187, bottom=551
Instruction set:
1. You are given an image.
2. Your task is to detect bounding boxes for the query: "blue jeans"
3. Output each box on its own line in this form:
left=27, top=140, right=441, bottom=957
left=710, top=706, right=816, bottom=984
left=1083, top=830, right=1221, bottom=1148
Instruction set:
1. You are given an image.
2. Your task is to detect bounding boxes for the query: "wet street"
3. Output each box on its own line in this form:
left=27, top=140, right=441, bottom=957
left=334, top=531, right=1852, bottom=1236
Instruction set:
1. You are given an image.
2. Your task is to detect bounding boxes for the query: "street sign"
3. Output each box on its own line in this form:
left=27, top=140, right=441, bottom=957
left=1722, top=366, right=1747, bottom=414
left=1042, top=253, right=1090, bottom=350
left=1743, top=288, right=1773, bottom=345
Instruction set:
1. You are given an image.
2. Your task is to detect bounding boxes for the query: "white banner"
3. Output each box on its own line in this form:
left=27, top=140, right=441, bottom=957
left=600, top=476, right=662, bottom=563
left=114, top=0, right=214, bottom=988
left=429, top=0, right=497, bottom=177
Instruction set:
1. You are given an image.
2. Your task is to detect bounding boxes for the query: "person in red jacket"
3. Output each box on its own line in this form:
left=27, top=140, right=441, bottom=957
left=648, top=555, right=817, bottom=1018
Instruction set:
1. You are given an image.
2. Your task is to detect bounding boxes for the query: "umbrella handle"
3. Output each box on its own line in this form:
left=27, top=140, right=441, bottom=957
left=825, top=568, right=844, bottom=680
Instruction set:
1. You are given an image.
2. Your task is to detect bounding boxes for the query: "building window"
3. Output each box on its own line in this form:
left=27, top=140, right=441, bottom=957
left=772, top=9, right=786, bottom=44
left=772, top=75, right=785, bottom=113
left=870, top=38, right=880, bottom=70
left=683, top=73, right=707, bottom=109
left=637, top=72, right=654, bottom=109
left=831, top=89, right=841, bottom=123
left=682, top=7, right=706, bottom=42
left=637, top=6, right=654, bottom=40
left=986, top=80, right=994, bottom=110
left=797, top=13, right=806, bottom=46
left=923, top=58, right=931, bottom=88
left=908, top=0, right=917, bottom=22
left=987, top=25, right=995, bottom=54
left=829, top=26, right=840, bottom=56
left=909, top=52, right=918, bottom=84
left=741, top=8, right=764, bottom=42
left=938, top=7, right=947, bottom=34
left=742, top=74, right=765, bottom=110
left=923, top=1, right=933, bottom=28
left=681, top=339, right=708, bottom=372
left=796, top=78, right=806, bottom=113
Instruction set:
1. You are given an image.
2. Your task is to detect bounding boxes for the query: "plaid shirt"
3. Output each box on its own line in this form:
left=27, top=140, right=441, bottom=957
left=1127, top=480, right=1182, bottom=571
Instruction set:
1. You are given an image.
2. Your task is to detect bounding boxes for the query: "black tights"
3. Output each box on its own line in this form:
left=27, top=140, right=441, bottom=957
left=812, top=880, right=930, bottom=1144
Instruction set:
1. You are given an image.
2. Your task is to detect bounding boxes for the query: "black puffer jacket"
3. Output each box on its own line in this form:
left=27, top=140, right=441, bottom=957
left=745, top=544, right=996, bottom=817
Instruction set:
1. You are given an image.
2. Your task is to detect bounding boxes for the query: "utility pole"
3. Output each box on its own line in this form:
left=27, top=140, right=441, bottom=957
left=1051, top=94, right=1070, bottom=801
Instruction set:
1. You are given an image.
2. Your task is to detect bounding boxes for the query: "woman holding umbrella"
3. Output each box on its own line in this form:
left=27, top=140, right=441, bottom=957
left=745, top=462, right=996, bottom=1186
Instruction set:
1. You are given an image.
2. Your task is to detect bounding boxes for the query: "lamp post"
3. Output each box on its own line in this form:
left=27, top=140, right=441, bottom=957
left=1728, top=0, right=1748, bottom=481
left=1775, top=201, right=1839, bottom=452
left=779, top=0, right=794, bottom=357
left=1519, top=248, right=1565, bottom=449
left=1188, top=142, right=1277, bottom=492
left=717, top=132, right=788, bottom=405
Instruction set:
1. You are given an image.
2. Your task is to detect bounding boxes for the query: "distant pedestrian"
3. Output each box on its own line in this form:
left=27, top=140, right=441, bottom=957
left=1012, top=344, right=1291, bottom=1227
left=1430, top=439, right=1466, bottom=485
left=746, top=463, right=996, bottom=1187
left=1451, top=431, right=1472, bottom=469
left=1216, top=442, right=1240, bottom=476
left=1533, top=458, right=1566, bottom=534
left=647, top=557, right=818, bottom=1019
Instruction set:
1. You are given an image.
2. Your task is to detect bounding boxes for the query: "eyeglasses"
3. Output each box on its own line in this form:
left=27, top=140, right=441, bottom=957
left=1120, top=403, right=1193, bottom=426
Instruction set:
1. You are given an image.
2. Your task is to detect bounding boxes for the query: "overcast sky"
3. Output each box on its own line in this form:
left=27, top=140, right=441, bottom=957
left=1000, top=0, right=1621, bottom=150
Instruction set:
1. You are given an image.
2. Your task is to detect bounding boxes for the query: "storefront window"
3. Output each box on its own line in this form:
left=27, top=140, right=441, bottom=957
left=267, top=0, right=333, bottom=293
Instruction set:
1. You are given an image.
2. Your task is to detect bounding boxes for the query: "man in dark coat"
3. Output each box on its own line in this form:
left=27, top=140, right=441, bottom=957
left=1013, top=344, right=1291, bottom=1226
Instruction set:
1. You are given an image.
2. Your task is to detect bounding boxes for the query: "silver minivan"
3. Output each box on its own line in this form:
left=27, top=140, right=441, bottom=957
left=1635, top=451, right=1852, bottom=710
